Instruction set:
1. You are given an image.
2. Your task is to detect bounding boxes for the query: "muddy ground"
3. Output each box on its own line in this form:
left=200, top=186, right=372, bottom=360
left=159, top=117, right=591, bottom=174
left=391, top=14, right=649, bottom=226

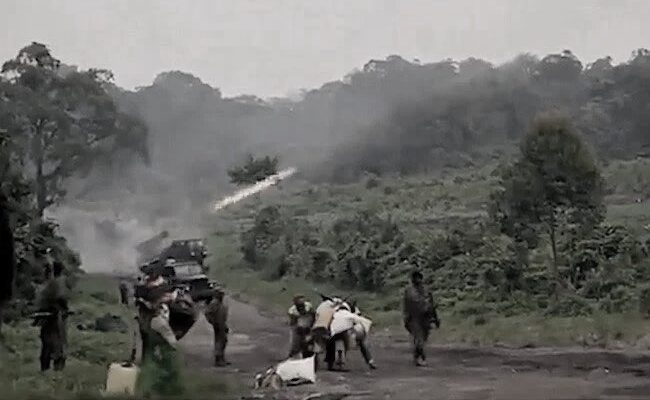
left=179, top=297, right=650, bottom=400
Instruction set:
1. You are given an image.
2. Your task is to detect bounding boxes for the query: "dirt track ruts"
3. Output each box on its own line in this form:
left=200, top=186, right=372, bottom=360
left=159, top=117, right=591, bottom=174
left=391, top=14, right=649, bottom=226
left=179, top=296, right=650, bottom=399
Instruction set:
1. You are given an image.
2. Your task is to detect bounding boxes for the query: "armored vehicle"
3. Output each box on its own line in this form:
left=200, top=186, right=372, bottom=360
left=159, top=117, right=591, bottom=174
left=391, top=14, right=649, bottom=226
left=140, top=260, right=215, bottom=302
left=158, top=238, right=208, bottom=268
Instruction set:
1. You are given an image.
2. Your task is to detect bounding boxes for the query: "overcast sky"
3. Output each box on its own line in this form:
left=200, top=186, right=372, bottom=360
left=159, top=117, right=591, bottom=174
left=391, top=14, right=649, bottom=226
left=2, top=0, right=648, bottom=98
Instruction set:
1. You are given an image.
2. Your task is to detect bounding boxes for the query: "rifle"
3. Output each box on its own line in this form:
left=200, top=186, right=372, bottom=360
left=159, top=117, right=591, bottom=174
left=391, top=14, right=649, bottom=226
left=426, top=293, right=440, bottom=329
left=30, top=310, right=75, bottom=326
left=30, top=310, right=75, bottom=319
left=317, top=292, right=334, bottom=303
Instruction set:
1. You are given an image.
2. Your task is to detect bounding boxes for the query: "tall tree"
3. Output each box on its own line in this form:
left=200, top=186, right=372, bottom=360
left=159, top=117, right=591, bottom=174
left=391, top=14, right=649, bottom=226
left=490, top=113, right=604, bottom=297
left=227, top=154, right=279, bottom=185
left=1, top=42, right=148, bottom=216
left=0, top=195, right=13, bottom=338
left=0, top=130, right=16, bottom=335
left=0, top=126, right=25, bottom=337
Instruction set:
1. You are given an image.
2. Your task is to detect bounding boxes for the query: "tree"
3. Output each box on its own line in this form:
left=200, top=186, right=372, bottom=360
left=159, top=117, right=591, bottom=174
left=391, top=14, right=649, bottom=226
left=227, top=154, right=279, bottom=185
left=490, top=113, right=604, bottom=297
left=1, top=42, right=148, bottom=216
left=535, top=50, right=583, bottom=82
left=0, top=125, right=18, bottom=337
left=0, top=192, right=15, bottom=337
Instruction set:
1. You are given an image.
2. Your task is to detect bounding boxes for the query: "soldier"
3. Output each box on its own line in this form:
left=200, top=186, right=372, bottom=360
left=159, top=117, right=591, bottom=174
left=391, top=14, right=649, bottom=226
left=119, top=279, right=130, bottom=305
left=35, top=261, right=69, bottom=372
left=205, top=287, right=229, bottom=367
left=134, top=271, right=167, bottom=361
left=288, top=294, right=315, bottom=359
left=141, top=287, right=185, bottom=396
left=403, top=270, right=440, bottom=367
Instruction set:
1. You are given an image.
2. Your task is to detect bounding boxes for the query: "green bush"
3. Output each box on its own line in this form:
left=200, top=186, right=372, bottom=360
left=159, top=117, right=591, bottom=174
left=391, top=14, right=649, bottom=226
left=237, top=196, right=650, bottom=318
left=545, top=294, right=593, bottom=317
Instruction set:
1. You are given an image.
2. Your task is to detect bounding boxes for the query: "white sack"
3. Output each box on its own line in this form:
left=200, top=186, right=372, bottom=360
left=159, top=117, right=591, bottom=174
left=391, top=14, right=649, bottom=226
left=330, top=309, right=367, bottom=336
left=275, top=355, right=316, bottom=384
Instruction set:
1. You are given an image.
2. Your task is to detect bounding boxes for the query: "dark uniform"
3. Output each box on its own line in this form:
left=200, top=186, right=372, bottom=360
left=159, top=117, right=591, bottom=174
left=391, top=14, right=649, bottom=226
left=205, top=288, right=229, bottom=366
left=403, top=270, right=439, bottom=366
left=134, top=274, right=168, bottom=362
left=119, top=280, right=129, bottom=305
left=139, top=291, right=185, bottom=397
left=36, top=263, right=69, bottom=372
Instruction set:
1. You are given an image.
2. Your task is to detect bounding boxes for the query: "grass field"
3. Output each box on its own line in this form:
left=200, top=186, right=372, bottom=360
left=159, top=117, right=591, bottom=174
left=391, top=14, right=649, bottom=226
left=0, top=275, right=239, bottom=400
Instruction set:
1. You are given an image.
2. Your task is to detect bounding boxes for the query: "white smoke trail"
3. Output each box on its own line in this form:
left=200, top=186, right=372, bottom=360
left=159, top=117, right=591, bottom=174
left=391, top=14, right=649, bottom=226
left=213, top=167, right=297, bottom=212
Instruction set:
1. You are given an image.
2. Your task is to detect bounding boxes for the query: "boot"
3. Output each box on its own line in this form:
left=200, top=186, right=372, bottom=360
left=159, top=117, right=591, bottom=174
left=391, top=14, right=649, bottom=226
left=214, top=357, right=230, bottom=367
left=414, top=352, right=428, bottom=367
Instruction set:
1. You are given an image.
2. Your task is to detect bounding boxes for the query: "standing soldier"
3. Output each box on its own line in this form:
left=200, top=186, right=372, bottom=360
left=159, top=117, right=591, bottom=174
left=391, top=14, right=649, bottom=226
left=35, top=261, right=69, bottom=372
left=403, top=270, right=440, bottom=367
left=140, top=287, right=185, bottom=397
left=134, top=271, right=167, bottom=361
left=205, top=287, right=229, bottom=367
left=288, top=294, right=315, bottom=359
left=119, top=279, right=130, bottom=305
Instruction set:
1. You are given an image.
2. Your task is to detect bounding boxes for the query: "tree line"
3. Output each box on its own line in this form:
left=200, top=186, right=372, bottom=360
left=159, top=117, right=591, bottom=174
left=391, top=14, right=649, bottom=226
left=104, top=49, right=650, bottom=190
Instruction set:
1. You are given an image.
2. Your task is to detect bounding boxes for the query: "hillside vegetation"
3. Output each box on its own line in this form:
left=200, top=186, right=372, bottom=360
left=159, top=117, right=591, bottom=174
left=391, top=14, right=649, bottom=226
left=209, top=142, right=650, bottom=346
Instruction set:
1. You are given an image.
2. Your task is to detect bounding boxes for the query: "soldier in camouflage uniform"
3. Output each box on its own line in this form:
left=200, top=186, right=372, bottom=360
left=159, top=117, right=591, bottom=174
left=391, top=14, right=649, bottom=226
left=205, top=287, right=229, bottom=367
left=134, top=271, right=167, bottom=362
left=403, top=270, right=440, bottom=367
left=35, top=261, right=69, bottom=372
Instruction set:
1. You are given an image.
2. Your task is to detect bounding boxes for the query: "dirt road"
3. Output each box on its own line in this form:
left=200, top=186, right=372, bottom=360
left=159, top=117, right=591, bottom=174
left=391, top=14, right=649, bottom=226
left=179, top=296, right=650, bottom=399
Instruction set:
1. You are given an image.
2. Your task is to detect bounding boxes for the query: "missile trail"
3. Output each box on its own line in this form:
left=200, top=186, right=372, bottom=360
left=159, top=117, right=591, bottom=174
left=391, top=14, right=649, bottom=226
left=213, top=167, right=297, bottom=212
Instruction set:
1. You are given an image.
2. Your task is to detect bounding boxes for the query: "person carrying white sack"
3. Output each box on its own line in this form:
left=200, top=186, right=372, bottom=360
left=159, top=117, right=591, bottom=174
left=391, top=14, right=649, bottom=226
left=328, top=300, right=376, bottom=370
left=349, top=300, right=376, bottom=369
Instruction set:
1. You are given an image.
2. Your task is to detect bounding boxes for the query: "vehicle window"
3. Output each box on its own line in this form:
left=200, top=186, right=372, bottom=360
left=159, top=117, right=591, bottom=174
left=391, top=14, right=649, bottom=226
left=174, top=264, right=203, bottom=276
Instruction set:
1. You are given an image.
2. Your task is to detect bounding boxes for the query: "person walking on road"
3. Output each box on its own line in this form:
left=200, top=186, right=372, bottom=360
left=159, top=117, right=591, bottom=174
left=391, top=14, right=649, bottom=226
left=403, top=270, right=440, bottom=367
left=205, top=287, right=230, bottom=367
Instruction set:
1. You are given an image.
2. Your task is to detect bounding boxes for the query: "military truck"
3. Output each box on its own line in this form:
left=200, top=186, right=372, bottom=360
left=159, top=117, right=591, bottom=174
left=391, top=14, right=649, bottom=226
left=140, top=259, right=215, bottom=302
left=157, top=238, right=208, bottom=269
